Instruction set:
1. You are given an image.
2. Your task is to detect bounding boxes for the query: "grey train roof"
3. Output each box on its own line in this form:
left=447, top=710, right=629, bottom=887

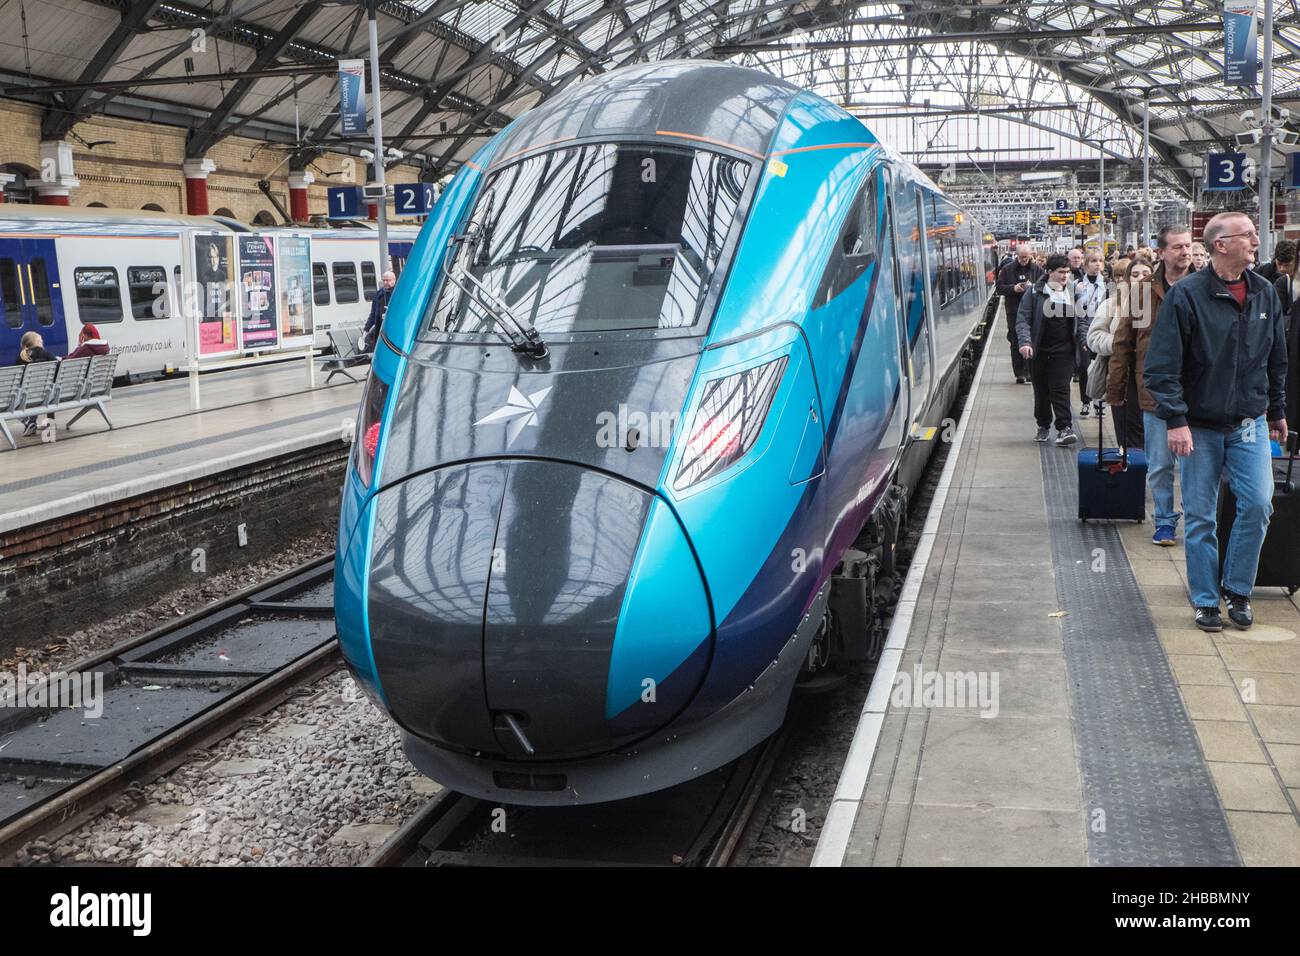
left=485, top=61, right=805, bottom=164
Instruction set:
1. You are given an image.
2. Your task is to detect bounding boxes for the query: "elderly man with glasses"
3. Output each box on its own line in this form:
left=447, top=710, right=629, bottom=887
left=1144, top=212, right=1290, bottom=633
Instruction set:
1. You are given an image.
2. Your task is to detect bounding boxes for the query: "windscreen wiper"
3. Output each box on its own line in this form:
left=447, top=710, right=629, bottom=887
left=442, top=230, right=548, bottom=360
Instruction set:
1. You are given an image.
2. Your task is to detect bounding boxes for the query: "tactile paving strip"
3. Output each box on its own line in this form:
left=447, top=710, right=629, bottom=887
left=1039, top=439, right=1239, bottom=866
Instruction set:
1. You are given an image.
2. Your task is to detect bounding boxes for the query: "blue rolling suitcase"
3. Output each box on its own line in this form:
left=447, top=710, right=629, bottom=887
left=1078, top=405, right=1147, bottom=521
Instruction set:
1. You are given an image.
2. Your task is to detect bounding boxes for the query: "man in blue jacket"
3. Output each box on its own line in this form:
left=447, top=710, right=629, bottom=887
left=1144, top=212, right=1290, bottom=632
left=361, top=269, right=396, bottom=352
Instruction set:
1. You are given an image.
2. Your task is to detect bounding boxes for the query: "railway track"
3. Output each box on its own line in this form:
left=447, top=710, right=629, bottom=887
left=365, top=724, right=789, bottom=868
left=0, top=556, right=339, bottom=862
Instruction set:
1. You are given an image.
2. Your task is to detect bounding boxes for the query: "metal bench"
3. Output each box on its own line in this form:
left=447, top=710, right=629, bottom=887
left=321, top=326, right=371, bottom=384
left=0, top=353, right=119, bottom=449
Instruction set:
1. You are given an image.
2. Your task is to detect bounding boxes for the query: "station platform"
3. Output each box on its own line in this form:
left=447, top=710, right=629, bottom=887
left=814, top=332, right=1300, bottom=867
left=0, top=361, right=366, bottom=534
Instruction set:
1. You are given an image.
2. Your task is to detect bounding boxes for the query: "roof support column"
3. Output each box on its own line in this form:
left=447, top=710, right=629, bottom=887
left=288, top=170, right=314, bottom=222
left=35, top=141, right=80, bottom=205
left=183, top=158, right=217, bottom=216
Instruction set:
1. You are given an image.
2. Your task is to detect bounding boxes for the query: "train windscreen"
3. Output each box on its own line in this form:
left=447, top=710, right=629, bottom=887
left=425, top=143, right=751, bottom=337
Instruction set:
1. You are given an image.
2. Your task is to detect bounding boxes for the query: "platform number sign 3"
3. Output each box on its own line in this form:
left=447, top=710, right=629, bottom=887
left=393, top=183, right=436, bottom=217
left=1205, top=152, right=1248, bottom=191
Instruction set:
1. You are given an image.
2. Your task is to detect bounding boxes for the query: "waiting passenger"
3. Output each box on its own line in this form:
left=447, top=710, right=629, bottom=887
left=1110, top=226, right=1191, bottom=548
left=1074, top=252, right=1107, bottom=417
left=1017, top=253, right=1086, bottom=446
left=1096, top=259, right=1154, bottom=451
left=65, top=323, right=109, bottom=360
left=1144, top=211, right=1289, bottom=632
left=1067, top=247, right=1085, bottom=281
left=361, top=270, right=397, bottom=353
left=995, top=246, right=1043, bottom=384
left=16, top=331, right=58, bottom=437
left=1191, top=242, right=1208, bottom=271
left=1252, top=238, right=1295, bottom=283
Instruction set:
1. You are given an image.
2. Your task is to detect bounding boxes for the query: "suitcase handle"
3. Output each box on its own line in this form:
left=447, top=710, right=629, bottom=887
left=1096, top=403, right=1129, bottom=472
left=1284, top=432, right=1298, bottom=493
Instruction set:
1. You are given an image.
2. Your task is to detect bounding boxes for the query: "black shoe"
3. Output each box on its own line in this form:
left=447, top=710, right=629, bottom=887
left=1055, top=426, right=1078, bottom=446
left=1223, top=591, right=1253, bottom=629
left=1015, top=376, right=1026, bottom=384
left=1194, top=606, right=1224, bottom=632
left=1079, top=403, right=1090, bottom=418
left=1034, top=426, right=1050, bottom=442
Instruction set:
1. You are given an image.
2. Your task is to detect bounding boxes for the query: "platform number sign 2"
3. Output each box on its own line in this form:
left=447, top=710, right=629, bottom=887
left=1205, top=152, right=1248, bottom=191
left=327, top=185, right=365, bottom=220
left=393, top=183, right=436, bottom=217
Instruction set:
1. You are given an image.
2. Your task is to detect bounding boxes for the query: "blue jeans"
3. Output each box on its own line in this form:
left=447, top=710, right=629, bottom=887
left=1143, top=411, right=1181, bottom=529
left=1178, top=416, right=1274, bottom=607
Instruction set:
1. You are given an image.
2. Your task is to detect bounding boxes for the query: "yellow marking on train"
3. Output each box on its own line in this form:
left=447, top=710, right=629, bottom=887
left=911, top=425, right=937, bottom=441
left=767, top=158, right=788, bottom=177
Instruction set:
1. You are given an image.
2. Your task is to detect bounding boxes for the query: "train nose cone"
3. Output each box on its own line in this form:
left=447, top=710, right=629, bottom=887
left=367, top=460, right=713, bottom=761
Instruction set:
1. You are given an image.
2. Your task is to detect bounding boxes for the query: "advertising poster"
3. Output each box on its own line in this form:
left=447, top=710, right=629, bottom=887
left=238, top=234, right=280, bottom=349
left=277, top=234, right=314, bottom=343
left=194, top=233, right=238, bottom=356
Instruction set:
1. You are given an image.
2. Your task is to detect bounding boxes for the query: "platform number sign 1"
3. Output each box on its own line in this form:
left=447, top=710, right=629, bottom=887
left=393, top=182, right=437, bottom=217
left=1205, top=152, right=1248, bottom=191
left=327, top=185, right=365, bottom=219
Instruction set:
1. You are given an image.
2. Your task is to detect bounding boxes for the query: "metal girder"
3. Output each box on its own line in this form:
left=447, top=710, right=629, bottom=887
left=715, top=18, right=1225, bottom=54
left=42, top=0, right=164, bottom=139
left=186, top=2, right=325, bottom=158
left=388, top=0, right=554, bottom=149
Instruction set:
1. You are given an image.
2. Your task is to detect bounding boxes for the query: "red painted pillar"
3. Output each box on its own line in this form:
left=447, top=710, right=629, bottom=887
left=183, top=158, right=216, bottom=216
left=34, top=189, right=70, bottom=205
left=288, top=170, right=314, bottom=222
left=367, top=203, right=378, bottom=221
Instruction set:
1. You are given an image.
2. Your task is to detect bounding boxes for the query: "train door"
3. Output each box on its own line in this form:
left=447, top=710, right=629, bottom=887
left=0, top=236, right=66, bottom=363
left=889, top=177, right=932, bottom=439
left=880, top=166, right=910, bottom=453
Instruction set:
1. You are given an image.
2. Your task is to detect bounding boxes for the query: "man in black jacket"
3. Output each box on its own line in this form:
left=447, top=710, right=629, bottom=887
left=1016, top=253, right=1088, bottom=446
left=361, top=269, right=396, bottom=353
left=1144, top=212, right=1290, bottom=633
left=996, top=246, right=1043, bottom=383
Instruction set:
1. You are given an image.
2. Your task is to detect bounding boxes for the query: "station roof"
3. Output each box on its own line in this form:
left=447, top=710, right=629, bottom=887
left=1, top=1, right=1294, bottom=193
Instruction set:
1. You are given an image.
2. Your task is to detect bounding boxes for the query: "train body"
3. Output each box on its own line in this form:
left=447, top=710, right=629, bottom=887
left=335, top=61, right=995, bottom=804
left=0, top=206, right=418, bottom=374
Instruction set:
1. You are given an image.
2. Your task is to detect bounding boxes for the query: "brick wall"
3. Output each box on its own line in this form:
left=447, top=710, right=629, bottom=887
left=0, top=100, right=422, bottom=222
left=0, top=444, right=347, bottom=656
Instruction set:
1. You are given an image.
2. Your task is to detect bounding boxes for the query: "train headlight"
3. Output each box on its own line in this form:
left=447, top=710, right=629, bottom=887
left=674, top=356, right=788, bottom=490
left=353, top=375, right=390, bottom=487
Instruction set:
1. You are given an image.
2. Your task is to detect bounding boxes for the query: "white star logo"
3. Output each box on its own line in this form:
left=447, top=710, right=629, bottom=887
left=474, top=384, right=553, bottom=447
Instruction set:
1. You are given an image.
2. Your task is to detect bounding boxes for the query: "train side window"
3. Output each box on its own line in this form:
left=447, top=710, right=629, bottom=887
left=73, top=267, right=124, bottom=323
left=1, top=258, right=21, bottom=328
left=127, top=266, right=169, bottom=320
left=816, top=171, right=879, bottom=306
left=332, top=262, right=359, bottom=304
left=361, top=261, right=377, bottom=301
left=312, top=262, right=330, bottom=306
left=28, top=258, right=54, bottom=326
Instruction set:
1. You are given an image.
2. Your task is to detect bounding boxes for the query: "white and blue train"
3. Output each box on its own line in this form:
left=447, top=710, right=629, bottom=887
left=336, top=61, right=996, bottom=804
left=0, top=206, right=418, bottom=376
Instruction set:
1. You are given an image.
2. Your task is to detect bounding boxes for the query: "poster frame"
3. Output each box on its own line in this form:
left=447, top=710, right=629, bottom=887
left=276, top=231, right=315, bottom=348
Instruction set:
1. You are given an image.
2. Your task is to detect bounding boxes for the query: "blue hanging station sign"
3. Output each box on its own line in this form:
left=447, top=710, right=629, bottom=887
left=1205, top=151, right=1249, bottom=190
left=1223, top=1, right=1259, bottom=88
left=338, top=59, right=368, bottom=136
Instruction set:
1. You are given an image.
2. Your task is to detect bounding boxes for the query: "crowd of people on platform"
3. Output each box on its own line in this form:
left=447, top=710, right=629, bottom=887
left=995, top=212, right=1292, bottom=633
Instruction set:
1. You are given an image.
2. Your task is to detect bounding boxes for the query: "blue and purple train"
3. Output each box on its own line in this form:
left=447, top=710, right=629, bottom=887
left=335, top=61, right=996, bottom=804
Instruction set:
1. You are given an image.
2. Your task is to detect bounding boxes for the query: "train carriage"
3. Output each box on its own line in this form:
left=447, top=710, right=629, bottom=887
left=0, top=206, right=418, bottom=375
